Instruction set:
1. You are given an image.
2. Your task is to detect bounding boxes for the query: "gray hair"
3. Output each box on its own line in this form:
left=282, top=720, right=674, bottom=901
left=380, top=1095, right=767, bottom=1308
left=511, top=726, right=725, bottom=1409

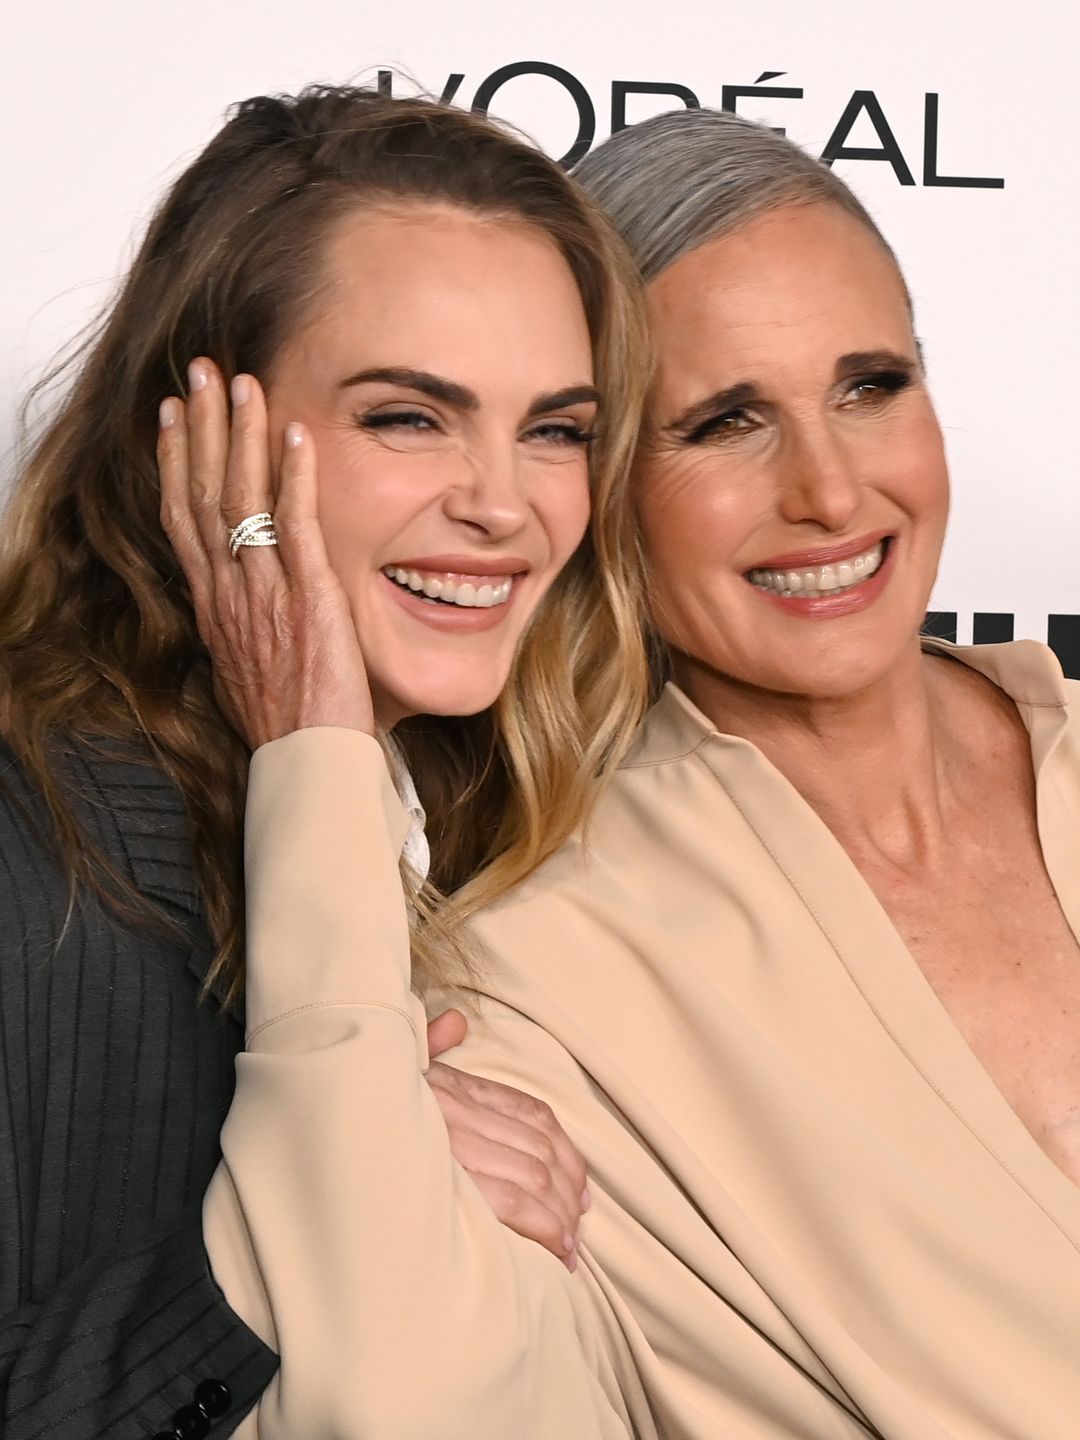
left=574, top=107, right=907, bottom=301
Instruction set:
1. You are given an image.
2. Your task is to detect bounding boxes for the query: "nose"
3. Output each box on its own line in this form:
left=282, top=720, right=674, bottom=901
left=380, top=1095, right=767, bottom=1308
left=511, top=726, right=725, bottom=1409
left=442, top=442, right=530, bottom=542
left=776, top=420, right=861, bottom=532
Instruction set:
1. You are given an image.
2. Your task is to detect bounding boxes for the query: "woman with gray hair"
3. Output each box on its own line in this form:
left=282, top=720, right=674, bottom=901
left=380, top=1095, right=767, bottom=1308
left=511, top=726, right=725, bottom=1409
left=470, top=108, right=1080, bottom=1433
left=190, top=105, right=1080, bottom=1438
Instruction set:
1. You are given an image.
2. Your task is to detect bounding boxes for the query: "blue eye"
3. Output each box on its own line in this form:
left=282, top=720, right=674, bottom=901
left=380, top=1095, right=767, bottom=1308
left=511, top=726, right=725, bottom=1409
left=359, top=410, right=438, bottom=432
left=527, top=422, right=595, bottom=446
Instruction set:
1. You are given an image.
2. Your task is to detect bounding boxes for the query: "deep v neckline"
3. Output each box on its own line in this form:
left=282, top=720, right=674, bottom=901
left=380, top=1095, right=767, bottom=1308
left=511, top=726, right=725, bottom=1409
left=672, top=639, right=1080, bottom=1247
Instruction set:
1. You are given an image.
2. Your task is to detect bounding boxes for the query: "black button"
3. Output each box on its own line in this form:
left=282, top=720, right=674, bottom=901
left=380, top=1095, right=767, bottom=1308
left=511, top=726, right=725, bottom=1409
left=194, top=1379, right=231, bottom=1419
left=171, top=1405, right=210, bottom=1440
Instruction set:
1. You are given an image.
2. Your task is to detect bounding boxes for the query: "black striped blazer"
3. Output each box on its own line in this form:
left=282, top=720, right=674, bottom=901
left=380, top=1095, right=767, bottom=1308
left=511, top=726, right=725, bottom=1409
left=0, top=738, right=277, bottom=1438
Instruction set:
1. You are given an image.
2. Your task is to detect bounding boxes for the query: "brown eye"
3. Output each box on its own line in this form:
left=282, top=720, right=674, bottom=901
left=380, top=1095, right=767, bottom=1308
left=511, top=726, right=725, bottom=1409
left=840, top=370, right=913, bottom=408
left=686, top=409, right=756, bottom=445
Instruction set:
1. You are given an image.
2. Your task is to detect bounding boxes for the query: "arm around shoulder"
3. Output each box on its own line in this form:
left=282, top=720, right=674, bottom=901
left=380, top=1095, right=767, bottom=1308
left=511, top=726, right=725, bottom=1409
left=203, top=726, right=641, bottom=1439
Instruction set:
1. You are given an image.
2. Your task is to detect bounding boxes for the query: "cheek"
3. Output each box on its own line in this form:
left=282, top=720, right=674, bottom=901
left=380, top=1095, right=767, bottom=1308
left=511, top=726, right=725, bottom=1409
left=864, top=409, right=950, bottom=524
left=907, top=433, right=950, bottom=524
left=638, top=455, right=765, bottom=587
left=532, top=460, right=592, bottom=562
left=309, top=432, right=453, bottom=564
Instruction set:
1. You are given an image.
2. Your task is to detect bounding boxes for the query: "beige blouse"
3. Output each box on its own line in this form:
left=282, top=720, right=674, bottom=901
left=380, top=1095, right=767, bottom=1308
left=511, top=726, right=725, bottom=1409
left=205, top=640, right=1080, bottom=1439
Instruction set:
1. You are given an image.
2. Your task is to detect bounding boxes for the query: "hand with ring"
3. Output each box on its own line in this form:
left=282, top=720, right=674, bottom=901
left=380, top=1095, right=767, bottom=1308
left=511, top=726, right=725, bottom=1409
left=157, top=358, right=375, bottom=747
left=227, top=511, right=277, bottom=558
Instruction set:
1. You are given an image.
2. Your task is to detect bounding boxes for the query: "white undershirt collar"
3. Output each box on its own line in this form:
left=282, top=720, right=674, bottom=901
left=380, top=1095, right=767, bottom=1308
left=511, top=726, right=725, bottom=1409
left=385, top=735, right=431, bottom=882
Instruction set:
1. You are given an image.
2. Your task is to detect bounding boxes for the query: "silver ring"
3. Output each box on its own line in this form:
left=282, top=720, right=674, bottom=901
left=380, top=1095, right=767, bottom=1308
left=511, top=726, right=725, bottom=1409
left=228, top=511, right=277, bottom=559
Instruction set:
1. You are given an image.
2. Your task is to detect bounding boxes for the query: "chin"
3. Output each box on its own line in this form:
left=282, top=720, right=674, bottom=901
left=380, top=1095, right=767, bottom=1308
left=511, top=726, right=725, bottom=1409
left=419, top=690, right=502, bottom=719
left=741, top=628, right=917, bottom=701
left=376, top=662, right=509, bottom=725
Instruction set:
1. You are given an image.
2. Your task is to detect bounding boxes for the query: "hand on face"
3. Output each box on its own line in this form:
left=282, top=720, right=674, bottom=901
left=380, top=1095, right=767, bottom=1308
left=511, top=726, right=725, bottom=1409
left=637, top=201, right=950, bottom=711
left=157, top=207, right=594, bottom=738
left=158, top=360, right=375, bottom=747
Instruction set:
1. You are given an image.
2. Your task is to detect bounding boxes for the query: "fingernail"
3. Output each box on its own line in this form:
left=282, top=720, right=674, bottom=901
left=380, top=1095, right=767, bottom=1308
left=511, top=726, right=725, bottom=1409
left=567, top=1248, right=579, bottom=1273
left=188, top=360, right=207, bottom=392
left=285, top=422, right=303, bottom=448
left=159, top=398, right=177, bottom=429
left=581, top=1188, right=591, bottom=1213
left=562, top=1232, right=575, bottom=1255
left=231, top=374, right=249, bottom=406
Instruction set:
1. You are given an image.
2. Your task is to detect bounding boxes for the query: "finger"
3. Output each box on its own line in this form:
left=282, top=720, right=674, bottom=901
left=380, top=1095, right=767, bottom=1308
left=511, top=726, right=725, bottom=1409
left=538, top=1110, right=590, bottom=1228
left=430, top=1066, right=587, bottom=1233
left=467, top=1133, right=575, bottom=1241
left=274, top=422, right=335, bottom=588
left=458, top=1165, right=577, bottom=1268
left=224, top=374, right=286, bottom=590
left=221, top=374, right=274, bottom=525
left=158, top=397, right=212, bottom=607
left=426, top=1009, right=469, bottom=1059
left=186, top=358, right=234, bottom=578
left=429, top=1074, right=581, bottom=1238
left=494, top=1083, right=590, bottom=1226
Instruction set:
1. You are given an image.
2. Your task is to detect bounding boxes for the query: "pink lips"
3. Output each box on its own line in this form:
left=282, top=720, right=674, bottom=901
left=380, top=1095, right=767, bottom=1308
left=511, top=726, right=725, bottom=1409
left=745, top=535, right=897, bottom=621
left=746, top=529, right=892, bottom=574
left=386, top=554, right=529, bottom=582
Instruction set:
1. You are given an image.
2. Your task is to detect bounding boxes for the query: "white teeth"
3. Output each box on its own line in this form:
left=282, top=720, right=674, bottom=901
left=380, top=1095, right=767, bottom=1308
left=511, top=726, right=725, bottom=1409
left=748, top=542, right=885, bottom=599
left=382, top=568, right=514, bottom=609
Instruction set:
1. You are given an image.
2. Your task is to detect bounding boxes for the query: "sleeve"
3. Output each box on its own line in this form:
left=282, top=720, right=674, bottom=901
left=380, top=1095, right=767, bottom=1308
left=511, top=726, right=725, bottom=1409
left=0, top=1219, right=275, bottom=1440
left=0, top=766, right=279, bottom=1440
left=201, top=728, right=647, bottom=1440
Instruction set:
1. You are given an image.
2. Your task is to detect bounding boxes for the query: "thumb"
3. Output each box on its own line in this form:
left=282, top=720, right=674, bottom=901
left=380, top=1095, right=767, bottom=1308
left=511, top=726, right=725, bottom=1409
left=427, top=1007, right=469, bottom=1059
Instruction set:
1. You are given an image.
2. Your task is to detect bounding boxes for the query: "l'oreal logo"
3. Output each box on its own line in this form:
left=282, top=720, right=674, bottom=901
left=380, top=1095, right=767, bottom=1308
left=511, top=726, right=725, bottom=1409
left=376, top=63, right=1005, bottom=186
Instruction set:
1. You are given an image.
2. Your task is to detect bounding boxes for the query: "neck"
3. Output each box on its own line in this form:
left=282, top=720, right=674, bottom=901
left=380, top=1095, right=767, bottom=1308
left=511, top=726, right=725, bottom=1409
left=675, top=640, right=988, bottom=866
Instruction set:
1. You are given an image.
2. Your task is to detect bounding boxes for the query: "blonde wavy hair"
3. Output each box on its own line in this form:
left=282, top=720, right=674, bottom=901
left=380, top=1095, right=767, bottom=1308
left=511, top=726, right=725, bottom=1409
left=0, top=85, right=650, bottom=1004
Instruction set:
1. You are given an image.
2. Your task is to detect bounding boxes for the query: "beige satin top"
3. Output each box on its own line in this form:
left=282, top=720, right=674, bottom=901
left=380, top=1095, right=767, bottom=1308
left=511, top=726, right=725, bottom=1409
left=205, top=640, right=1080, bottom=1439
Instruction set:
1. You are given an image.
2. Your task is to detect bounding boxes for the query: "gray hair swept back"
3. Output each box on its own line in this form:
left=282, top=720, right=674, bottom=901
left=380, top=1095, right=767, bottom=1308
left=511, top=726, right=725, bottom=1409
left=574, top=106, right=908, bottom=302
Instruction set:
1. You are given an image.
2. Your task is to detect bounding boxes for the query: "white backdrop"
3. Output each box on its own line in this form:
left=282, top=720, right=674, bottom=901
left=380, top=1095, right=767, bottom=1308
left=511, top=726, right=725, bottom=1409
left=5, top=2, right=1077, bottom=663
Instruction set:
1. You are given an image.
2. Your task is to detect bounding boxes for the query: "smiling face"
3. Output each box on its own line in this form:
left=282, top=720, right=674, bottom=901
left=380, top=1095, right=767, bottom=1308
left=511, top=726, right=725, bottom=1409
left=265, top=203, right=596, bottom=726
left=636, top=200, right=950, bottom=708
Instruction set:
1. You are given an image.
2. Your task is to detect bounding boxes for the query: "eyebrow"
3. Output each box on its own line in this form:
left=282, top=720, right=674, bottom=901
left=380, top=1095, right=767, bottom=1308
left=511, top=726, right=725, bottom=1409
left=665, top=382, right=759, bottom=437
left=338, top=368, right=601, bottom=419
left=834, top=349, right=918, bottom=380
left=664, top=349, right=921, bottom=436
left=524, top=384, right=601, bottom=419
left=338, top=367, right=477, bottom=410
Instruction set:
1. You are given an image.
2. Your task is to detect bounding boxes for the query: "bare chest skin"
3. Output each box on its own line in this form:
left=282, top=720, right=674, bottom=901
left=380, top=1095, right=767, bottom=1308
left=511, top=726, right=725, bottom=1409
left=847, top=764, right=1080, bottom=1191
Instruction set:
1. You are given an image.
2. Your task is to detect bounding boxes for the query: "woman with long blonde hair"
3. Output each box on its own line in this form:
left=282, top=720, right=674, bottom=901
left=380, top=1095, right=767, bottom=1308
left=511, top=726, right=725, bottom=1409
left=0, top=84, right=648, bottom=1437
